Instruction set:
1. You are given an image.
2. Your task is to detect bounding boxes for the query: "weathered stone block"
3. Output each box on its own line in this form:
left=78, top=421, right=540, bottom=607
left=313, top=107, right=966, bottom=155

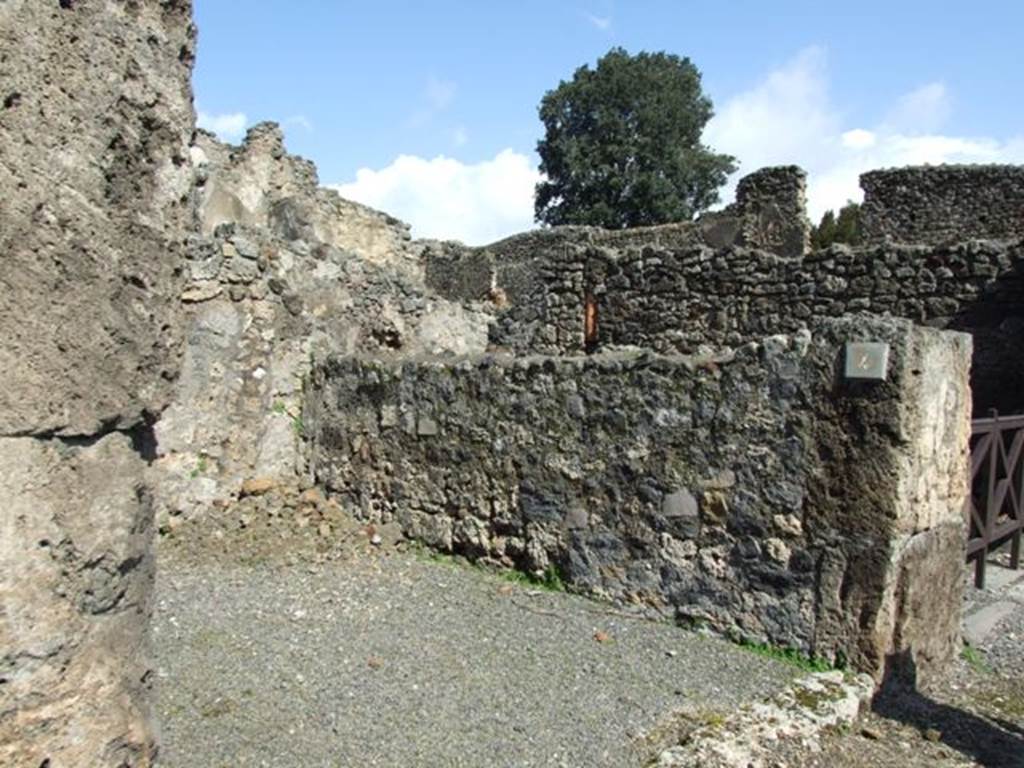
left=1, top=4, right=196, bottom=764
left=0, top=0, right=195, bottom=436
left=728, top=165, right=812, bottom=258
left=0, top=435, right=156, bottom=766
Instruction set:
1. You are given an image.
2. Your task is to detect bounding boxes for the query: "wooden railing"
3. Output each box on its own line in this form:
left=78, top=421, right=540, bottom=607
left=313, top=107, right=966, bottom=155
left=966, top=411, right=1024, bottom=588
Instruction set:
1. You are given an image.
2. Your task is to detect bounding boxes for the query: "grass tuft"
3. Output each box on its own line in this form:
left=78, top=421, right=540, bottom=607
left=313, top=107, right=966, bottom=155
left=189, top=454, right=208, bottom=479
left=411, top=543, right=566, bottom=592
left=961, top=644, right=991, bottom=674
left=498, top=564, right=566, bottom=592
left=734, top=637, right=836, bottom=673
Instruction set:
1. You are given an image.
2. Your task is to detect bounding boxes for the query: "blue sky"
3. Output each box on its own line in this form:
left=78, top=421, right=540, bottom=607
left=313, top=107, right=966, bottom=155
left=194, top=1, right=1024, bottom=244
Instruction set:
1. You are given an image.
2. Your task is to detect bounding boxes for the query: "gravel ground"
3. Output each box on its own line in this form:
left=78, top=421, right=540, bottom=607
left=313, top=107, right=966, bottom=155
left=154, top=506, right=1024, bottom=768
left=962, top=549, right=1024, bottom=680
left=153, top=540, right=801, bottom=768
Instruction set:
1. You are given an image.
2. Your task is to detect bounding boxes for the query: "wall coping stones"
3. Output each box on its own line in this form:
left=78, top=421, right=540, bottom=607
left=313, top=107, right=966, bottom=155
left=861, top=164, right=1024, bottom=245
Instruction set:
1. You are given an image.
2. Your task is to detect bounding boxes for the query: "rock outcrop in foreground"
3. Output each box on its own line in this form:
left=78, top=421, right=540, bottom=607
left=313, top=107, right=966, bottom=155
left=0, top=2, right=195, bottom=765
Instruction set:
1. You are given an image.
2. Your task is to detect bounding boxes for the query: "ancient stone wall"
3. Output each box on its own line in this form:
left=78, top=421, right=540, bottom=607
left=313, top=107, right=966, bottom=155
left=861, top=165, right=1024, bottom=245
left=424, top=165, right=813, bottom=307
left=1, top=2, right=1012, bottom=745
left=194, top=124, right=415, bottom=270
left=481, top=238, right=1023, bottom=413
left=424, top=165, right=1024, bottom=413
left=424, top=166, right=1023, bottom=413
left=308, top=164, right=1010, bottom=686
left=153, top=132, right=493, bottom=528
left=306, top=316, right=971, bottom=682
left=0, top=1, right=196, bottom=764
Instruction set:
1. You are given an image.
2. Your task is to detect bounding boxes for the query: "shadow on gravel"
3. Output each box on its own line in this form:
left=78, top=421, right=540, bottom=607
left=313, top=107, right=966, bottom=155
left=874, top=651, right=1024, bottom=768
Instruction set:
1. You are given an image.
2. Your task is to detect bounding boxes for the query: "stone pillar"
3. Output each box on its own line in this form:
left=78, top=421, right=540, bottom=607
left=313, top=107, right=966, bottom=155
left=869, top=322, right=973, bottom=686
left=731, top=165, right=812, bottom=257
left=0, top=1, right=195, bottom=763
left=807, top=317, right=972, bottom=685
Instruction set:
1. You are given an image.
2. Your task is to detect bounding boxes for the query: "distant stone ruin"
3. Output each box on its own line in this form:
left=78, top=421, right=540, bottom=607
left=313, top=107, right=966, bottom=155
left=153, top=123, right=490, bottom=528
left=305, top=166, right=997, bottom=681
left=2, top=2, right=1022, bottom=764
left=424, top=165, right=1024, bottom=415
left=860, top=165, right=1024, bottom=245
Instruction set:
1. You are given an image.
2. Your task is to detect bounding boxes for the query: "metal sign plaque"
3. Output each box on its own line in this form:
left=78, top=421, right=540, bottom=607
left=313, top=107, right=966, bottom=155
left=844, top=342, right=890, bottom=381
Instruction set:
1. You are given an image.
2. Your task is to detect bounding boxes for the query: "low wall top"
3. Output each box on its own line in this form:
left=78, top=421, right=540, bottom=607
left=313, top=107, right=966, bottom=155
left=860, top=164, right=1024, bottom=245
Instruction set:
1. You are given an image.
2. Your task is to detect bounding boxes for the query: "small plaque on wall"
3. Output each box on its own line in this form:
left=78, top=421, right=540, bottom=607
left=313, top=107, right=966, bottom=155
left=844, top=342, right=890, bottom=381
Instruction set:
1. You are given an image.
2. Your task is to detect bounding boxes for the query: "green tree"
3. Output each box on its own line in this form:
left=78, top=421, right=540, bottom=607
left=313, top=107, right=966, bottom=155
left=534, top=48, right=737, bottom=229
left=834, top=201, right=861, bottom=245
left=811, top=201, right=862, bottom=249
left=811, top=209, right=837, bottom=250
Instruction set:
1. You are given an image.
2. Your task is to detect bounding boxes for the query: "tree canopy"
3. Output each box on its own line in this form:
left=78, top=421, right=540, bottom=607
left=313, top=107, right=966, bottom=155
left=811, top=201, right=862, bottom=249
left=534, top=47, right=737, bottom=229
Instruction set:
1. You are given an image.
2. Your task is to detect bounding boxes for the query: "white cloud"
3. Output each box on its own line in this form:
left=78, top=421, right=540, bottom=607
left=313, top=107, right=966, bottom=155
left=453, top=125, right=469, bottom=147
left=707, top=47, right=837, bottom=175
left=332, top=150, right=541, bottom=245
left=841, top=128, right=876, bottom=150
left=706, top=48, right=1024, bottom=221
left=585, top=13, right=612, bottom=30
left=285, top=114, right=314, bottom=133
left=196, top=110, right=248, bottom=142
left=883, top=82, right=951, bottom=134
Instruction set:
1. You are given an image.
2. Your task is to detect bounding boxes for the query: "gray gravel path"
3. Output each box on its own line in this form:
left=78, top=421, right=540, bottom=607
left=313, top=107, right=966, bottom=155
left=963, top=553, right=1024, bottom=679
left=153, top=548, right=801, bottom=768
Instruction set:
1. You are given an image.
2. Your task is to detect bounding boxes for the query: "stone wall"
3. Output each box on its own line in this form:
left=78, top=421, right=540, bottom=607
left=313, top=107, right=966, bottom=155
left=0, top=1, right=195, bottom=764
left=423, top=166, right=813, bottom=308
left=153, top=133, right=493, bottom=528
left=466, top=237, right=1024, bottom=417
left=426, top=165, right=1023, bottom=413
left=194, top=124, right=416, bottom=270
left=306, top=316, right=971, bottom=682
left=480, top=238, right=1022, bottom=412
left=861, top=165, right=1024, bottom=245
